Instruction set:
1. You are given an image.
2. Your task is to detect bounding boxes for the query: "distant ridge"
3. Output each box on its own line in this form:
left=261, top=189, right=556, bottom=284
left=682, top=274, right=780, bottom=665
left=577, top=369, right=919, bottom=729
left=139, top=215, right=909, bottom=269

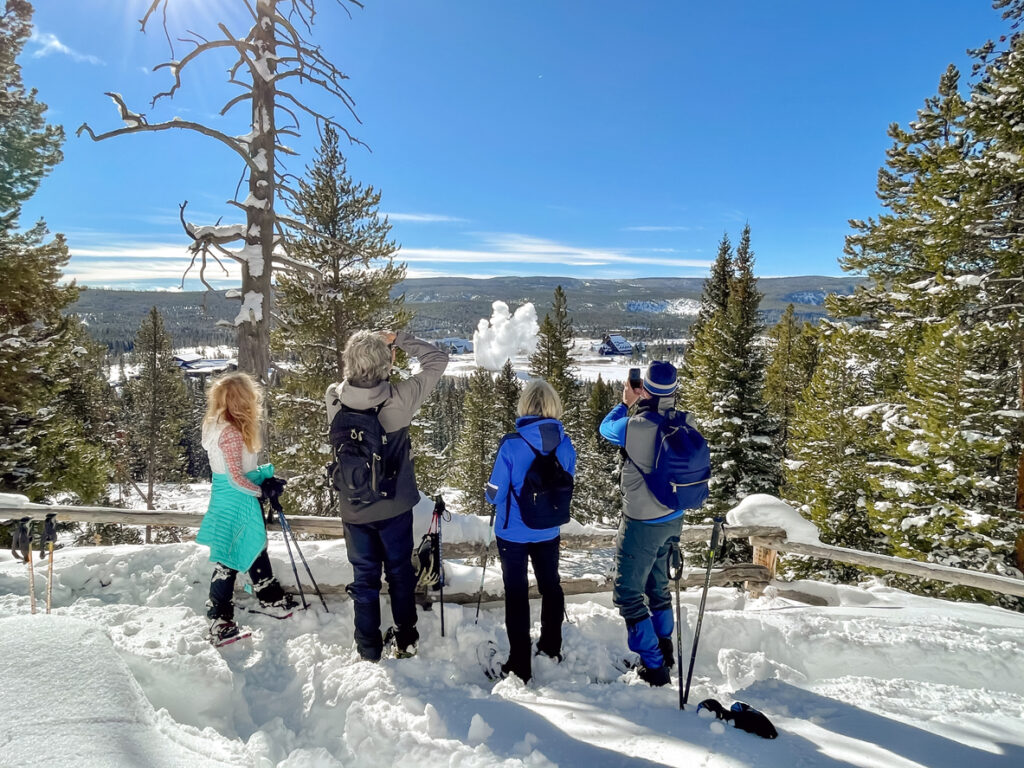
left=70, top=275, right=861, bottom=350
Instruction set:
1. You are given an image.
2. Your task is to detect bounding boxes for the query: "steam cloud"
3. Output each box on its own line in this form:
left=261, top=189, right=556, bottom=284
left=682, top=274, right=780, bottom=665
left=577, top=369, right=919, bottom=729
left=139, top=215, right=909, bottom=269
left=473, top=301, right=539, bottom=371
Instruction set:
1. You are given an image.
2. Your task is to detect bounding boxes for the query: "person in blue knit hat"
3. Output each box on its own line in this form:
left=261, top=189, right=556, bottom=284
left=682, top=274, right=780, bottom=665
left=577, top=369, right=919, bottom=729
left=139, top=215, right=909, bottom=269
left=599, top=360, right=690, bottom=686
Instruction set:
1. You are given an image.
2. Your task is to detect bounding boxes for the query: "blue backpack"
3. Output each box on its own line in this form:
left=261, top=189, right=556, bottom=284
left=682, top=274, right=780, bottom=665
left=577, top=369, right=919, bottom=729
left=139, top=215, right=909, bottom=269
left=628, top=410, right=710, bottom=510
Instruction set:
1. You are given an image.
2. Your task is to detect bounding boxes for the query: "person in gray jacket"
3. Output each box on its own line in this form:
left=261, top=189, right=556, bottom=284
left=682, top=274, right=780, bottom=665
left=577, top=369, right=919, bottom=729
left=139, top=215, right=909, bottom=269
left=326, top=330, right=449, bottom=660
left=599, top=360, right=688, bottom=686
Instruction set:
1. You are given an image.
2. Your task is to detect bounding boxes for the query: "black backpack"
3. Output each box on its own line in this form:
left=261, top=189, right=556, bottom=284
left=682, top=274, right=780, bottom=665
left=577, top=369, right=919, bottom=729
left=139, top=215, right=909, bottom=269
left=510, top=436, right=574, bottom=529
left=328, top=403, right=390, bottom=506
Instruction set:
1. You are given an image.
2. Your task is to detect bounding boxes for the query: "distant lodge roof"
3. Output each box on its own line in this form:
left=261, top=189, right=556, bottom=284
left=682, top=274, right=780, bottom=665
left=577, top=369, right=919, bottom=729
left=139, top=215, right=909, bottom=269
left=173, top=354, right=234, bottom=376
left=594, top=334, right=633, bottom=355
left=434, top=337, right=474, bottom=354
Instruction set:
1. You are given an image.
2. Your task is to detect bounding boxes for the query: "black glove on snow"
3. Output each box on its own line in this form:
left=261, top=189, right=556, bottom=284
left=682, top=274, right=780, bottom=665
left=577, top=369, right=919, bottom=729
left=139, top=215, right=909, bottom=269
left=697, top=699, right=779, bottom=740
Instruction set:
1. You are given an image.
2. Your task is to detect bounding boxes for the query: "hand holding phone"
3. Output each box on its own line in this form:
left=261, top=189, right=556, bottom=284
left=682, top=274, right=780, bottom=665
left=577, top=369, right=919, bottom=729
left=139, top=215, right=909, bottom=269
left=628, top=367, right=642, bottom=390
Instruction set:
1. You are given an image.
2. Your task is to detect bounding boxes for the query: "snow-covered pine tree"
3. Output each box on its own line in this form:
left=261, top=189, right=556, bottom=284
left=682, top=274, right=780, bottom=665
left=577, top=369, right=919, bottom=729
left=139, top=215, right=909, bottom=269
left=699, top=226, right=781, bottom=519
left=453, top=369, right=501, bottom=517
left=961, top=21, right=1024, bottom=564
left=78, top=0, right=366, bottom=379
left=678, top=233, right=733, bottom=422
left=868, top=317, right=1021, bottom=601
left=764, top=304, right=820, bottom=458
left=783, top=324, right=889, bottom=581
left=529, top=286, right=582, bottom=433
left=122, top=308, right=188, bottom=540
left=269, top=125, right=406, bottom=514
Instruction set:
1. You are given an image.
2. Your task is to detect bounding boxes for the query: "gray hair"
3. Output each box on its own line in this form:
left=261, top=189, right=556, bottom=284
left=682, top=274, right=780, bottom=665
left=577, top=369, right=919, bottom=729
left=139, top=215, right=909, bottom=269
left=343, top=330, right=391, bottom=387
left=518, top=379, right=563, bottom=419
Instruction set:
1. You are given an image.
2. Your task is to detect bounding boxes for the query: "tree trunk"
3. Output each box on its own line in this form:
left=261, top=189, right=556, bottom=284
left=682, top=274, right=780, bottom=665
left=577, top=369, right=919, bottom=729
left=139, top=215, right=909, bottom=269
left=237, top=0, right=277, bottom=385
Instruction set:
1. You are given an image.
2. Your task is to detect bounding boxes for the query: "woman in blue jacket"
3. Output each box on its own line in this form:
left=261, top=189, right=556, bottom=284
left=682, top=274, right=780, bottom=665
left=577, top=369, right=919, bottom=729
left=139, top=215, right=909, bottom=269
left=485, top=379, right=576, bottom=683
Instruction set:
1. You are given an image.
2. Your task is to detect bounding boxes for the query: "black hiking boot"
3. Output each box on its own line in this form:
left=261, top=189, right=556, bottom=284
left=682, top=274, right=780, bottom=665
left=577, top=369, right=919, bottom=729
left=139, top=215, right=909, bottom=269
left=635, top=660, right=671, bottom=687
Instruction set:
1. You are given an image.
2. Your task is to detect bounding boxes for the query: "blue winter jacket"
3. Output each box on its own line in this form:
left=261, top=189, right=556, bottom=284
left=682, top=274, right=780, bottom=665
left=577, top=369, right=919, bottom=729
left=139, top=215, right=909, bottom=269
left=485, top=416, right=577, bottom=543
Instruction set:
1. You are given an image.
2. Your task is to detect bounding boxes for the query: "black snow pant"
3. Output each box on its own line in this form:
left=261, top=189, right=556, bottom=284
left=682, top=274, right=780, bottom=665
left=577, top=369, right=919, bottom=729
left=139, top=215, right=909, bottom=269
left=496, top=535, right=564, bottom=683
left=207, top=548, right=286, bottom=621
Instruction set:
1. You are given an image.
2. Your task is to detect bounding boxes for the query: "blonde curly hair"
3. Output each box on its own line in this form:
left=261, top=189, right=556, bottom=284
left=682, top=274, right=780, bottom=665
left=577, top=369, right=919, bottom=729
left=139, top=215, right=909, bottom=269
left=204, top=372, right=263, bottom=452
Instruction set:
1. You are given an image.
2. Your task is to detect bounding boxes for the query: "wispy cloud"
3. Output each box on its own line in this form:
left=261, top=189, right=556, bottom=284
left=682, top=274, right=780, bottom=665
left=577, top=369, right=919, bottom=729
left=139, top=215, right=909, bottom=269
left=622, top=225, right=698, bottom=232
left=402, top=233, right=712, bottom=269
left=29, top=31, right=104, bottom=65
left=384, top=212, right=469, bottom=223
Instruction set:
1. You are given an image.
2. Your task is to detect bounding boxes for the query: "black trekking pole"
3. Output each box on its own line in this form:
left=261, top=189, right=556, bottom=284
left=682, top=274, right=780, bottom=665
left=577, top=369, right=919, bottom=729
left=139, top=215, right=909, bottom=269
left=274, top=498, right=329, bottom=612
left=683, top=516, right=726, bottom=708
left=669, top=538, right=685, bottom=710
left=260, top=496, right=308, bottom=610
left=433, top=495, right=450, bottom=637
left=41, top=513, right=58, bottom=614
left=474, top=507, right=496, bottom=624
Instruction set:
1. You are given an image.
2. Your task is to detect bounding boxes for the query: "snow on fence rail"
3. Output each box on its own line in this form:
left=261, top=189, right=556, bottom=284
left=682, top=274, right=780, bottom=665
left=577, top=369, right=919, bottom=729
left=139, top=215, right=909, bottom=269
left=3, top=497, right=1023, bottom=600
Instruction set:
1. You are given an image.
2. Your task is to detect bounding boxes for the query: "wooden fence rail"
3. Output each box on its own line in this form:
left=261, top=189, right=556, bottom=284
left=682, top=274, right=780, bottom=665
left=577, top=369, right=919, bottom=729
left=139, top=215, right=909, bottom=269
left=3, top=500, right=1022, bottom=601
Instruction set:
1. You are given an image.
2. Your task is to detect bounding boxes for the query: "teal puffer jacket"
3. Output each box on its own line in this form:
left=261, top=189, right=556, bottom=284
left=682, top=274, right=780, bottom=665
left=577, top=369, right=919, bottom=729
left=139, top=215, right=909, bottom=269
left=196, top=464, right=274, bottom=572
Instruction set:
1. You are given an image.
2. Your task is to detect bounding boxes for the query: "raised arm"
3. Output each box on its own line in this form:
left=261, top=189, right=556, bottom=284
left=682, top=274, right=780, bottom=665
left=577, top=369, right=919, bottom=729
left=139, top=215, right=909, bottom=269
left=390, top=331, right=450, bottom=414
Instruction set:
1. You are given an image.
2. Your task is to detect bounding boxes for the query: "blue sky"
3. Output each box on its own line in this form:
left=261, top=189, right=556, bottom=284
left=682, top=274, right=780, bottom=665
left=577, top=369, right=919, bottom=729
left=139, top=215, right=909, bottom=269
left=17, top=0, right=1010, bottom=289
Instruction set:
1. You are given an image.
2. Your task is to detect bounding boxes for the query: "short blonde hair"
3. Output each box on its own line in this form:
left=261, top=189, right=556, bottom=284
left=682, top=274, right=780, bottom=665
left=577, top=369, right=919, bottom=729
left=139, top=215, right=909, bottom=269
left=518, top=379, right=563, bottom=419
left=343, top=330, right=391, bottom=386
left=204, top=372, right=263, bottom=452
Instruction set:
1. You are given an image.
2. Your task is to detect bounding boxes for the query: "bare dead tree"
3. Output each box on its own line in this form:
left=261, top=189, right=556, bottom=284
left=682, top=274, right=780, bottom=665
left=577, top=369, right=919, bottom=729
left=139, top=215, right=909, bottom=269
left=77, top=0, right=366, bottom=380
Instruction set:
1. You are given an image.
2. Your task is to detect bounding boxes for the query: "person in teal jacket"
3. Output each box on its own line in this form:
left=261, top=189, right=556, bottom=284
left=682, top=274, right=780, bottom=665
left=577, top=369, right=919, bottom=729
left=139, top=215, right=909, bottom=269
left=196, top=372, right=295, bottom=645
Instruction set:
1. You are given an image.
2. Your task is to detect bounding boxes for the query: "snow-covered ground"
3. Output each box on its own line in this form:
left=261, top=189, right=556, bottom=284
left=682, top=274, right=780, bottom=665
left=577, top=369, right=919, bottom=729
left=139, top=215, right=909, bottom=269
left=2, top=509, right=1023, bottom=767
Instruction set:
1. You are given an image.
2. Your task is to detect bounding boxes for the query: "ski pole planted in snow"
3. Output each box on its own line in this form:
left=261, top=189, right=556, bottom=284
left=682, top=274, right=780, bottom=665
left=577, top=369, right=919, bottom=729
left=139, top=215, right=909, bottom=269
left=274, top=498, right=328, bottom=613
left=669, top=539, right=685, bottom=710
left=41, top=513, right=58, bottom=614
left=474, top=507, right=496, bottom=624
left=433, top=495, right=450, bottom=637
left=683, top=516, right=726, bottom=707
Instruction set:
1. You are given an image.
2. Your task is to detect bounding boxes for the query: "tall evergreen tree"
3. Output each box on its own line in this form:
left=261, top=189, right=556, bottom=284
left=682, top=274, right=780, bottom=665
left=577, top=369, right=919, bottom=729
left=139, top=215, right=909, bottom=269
left=699, top=225, right=781, bottom=518
left=529, top=286, right=581, bottom=431
left=453, top=369, right=501, bottom=517
left=0, top=1, right=111, bottom=504
left=270, top=125, right=407, bottom=514
left=122, top=308, right=188, bottom=537
left=678, top=234, right=733, bottom=421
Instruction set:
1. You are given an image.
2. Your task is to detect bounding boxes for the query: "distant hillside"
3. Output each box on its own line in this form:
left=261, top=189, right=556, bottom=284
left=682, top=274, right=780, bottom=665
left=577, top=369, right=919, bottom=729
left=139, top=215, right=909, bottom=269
left=69, top=275, right=861, bottom=351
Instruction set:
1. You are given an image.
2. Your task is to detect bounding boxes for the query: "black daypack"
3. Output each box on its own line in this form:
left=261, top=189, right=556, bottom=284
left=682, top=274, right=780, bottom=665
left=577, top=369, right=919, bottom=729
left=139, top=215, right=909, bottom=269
left=328, top=403, right=390, bottom=506
left=510, top=436, right=574, bottom=529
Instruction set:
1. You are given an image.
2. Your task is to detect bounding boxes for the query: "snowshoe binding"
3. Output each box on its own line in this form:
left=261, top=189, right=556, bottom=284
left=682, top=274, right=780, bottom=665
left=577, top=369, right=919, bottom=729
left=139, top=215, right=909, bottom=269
left=383, top=626, right=417, bottom=659
left=209, top=618, right=251, bottom=648
left=243, top=593, right=301, bottom=620
left=477, top=640, right=505, bottom=681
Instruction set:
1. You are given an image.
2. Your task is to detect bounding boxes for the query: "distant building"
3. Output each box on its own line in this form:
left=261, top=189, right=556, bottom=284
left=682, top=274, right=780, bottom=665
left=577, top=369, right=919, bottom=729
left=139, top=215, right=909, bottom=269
left=595, top=334, right=633, bottom=356
left=434, top=338, right=474, bottom=354
left=173, top=353, right=235, bottom=378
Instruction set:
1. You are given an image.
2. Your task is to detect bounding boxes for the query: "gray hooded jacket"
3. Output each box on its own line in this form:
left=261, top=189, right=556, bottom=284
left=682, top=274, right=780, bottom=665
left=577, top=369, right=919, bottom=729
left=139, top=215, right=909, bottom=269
left=325, top=332, right=449, bottom=524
